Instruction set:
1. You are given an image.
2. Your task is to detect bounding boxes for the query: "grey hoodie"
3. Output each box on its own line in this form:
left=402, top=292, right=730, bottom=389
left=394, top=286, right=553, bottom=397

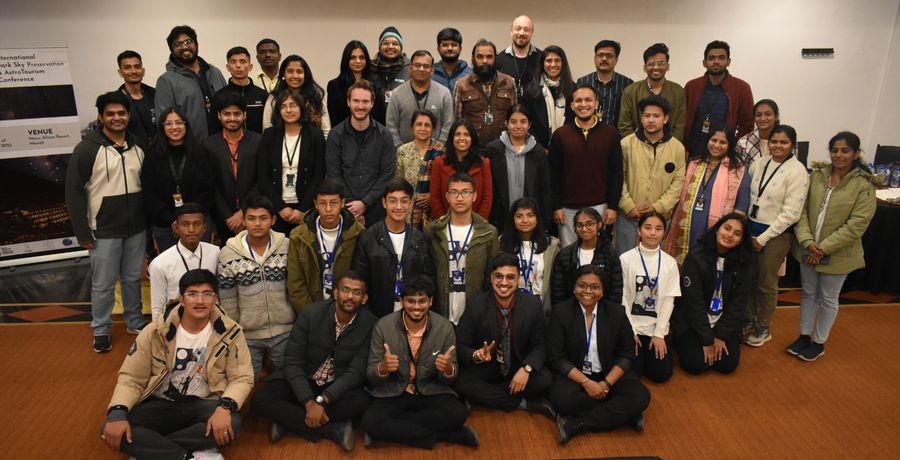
left=155, top=56, right=226, bottom=141
left=499, top=131, right=538, bottom=205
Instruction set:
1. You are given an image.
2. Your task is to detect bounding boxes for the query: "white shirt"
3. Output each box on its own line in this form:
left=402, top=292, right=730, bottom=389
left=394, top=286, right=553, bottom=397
left=580, top=303, right=602, bottom=374
left=388, top=229, right=406, bottom=311
left=619, top=243, right=681, bottom=337
left=518, top=241, right=545, bottom=298
left=578, top=247, right=594, bottom=267
left=282, top=133, right=301, bottom=204
left=154, top=322, right=213, bottom=400
left=447, top=223, right=472, bottom=325
left=148, top=241, right=220, bottom=320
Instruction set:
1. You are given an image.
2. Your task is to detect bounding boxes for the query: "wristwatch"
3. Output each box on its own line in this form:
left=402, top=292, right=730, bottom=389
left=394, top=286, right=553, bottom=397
left=217, top=397, right=238, bottom=413
left=315, top=395, right=327, bottom=406
left=523, top=364, right=533, bottom=374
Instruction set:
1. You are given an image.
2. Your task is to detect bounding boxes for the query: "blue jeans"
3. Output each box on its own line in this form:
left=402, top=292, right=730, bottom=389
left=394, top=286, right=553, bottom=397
left=799, top=263, right=848, bottom=343
left=247, top=332, right=289, bottom=378
left=89, top=231, right=146, bottom=336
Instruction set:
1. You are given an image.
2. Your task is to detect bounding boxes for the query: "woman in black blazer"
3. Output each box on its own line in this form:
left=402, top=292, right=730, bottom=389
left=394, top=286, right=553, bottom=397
left=484, top=104, right=552, bottom=231
left=257, top=91, right=326, bottom=234
left=671, top=213, right=752, bottom=375
left=547, top=264, right=650, bottom=444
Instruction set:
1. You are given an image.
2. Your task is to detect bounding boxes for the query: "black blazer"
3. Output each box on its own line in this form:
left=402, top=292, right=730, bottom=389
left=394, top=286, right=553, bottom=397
left=141, top=145, right=213, bottom=227
left=350, top=222, right=435, bottom=318
left=256, top=124, right=325, bottom=212
left=202, top=130, right=262, bottom=222
left=524, top=88, right=574, bottom=149
left=456, top=291, right=547, bottom=372
left=671, top=247, right=751, bottom=345
left=550, top=237, right=624, bottom=306
left=279, top=299, right=377, bottom=404
left=546, top=298, right=634, bottom=379
left=484, top=138, right=552, bottom=230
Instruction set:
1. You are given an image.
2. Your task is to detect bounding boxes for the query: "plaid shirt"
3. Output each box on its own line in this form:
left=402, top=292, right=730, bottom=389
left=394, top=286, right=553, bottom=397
left=575, top=71, right=634, bottom=128
left=312, top=312, right=357, bottom=386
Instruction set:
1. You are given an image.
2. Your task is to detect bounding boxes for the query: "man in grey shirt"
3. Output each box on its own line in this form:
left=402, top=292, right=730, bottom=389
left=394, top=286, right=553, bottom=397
left=386, top=50, right=453, bottom=147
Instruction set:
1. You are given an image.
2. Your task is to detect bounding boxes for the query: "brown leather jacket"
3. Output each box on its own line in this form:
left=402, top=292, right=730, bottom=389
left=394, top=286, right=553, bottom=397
left=453, top=71, right=517, bottom=144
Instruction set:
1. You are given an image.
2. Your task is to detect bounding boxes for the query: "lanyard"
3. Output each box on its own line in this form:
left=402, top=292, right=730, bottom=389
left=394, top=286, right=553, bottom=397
left=176, top=243, right=202, bottom=271
left=283, top=134, right=301, bottom=168
left=386, top=221, right=408, bottom=282
left=518, top=242, right=535, bottom=290
left=584, top=309, right=596, bottom=357
left=318, top=216, right=343, bottom=268
left=697, top=162, right=720, bottom=196
left=757, top=156, right=791, bottom=198
left=244, top=235, right=271, bottom=263
left=168, top=155, right=187, bottom=192
left=638, top=246, right=661, bottom=291
left=448, top=224, right=474, bottom=265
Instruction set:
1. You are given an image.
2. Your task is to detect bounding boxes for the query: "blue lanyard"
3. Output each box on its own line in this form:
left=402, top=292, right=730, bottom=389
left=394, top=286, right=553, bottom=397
left=386, top=221, right=408, bottom=282
left=638, top=245, right=661, bottom=292
left=244, top=235, right=271, bottom=263
left=584, top=309, right=596, bottom=357
left=448, top=223, right=473, bottom=264
left=318, top=216, right=343, bottom=268
left=518, top=242, right=535, bottom=290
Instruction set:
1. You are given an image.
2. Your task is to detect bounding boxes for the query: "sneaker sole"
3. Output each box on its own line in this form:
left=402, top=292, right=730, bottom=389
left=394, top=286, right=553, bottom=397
left=786, top=345, right=806, bottom=356
left=92, top=346, right=111, bottom=353
left=798, top=350, right=825, bottom=362
left=745, top=334, right=773, bottom=347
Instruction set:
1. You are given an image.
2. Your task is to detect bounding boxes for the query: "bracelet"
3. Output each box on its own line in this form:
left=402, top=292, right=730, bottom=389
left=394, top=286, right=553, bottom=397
left=578, top=378, right=589, bottom=385
left=602, top=379, right=612, bottom=388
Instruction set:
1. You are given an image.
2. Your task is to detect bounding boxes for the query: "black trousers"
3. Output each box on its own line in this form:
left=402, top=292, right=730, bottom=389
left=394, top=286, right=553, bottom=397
left=674, top=329, right=741, bottom=375
left=251, top=378, right=370, bottom=441
left=454, top=361, right=553, bottom=411
left=548, top=375, right=650, bottom=432
left=120, top=397, right=240, bottom=459
left=361, top=392, right=467, bottom=449
left=633, top=334, right=674, bottom=383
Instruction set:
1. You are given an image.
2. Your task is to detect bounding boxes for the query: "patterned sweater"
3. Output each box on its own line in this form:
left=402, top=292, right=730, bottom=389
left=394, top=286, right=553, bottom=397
left=217, top=230, right=295, bottom=340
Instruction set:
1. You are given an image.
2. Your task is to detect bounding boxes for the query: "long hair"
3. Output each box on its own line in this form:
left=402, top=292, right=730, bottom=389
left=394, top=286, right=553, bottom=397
left=338, top=40, right=374, bottom=87
left=696, top=212, right=753, bottom=266
left=536, top=45, right=575, bottom=100
left=274, top=55, right=324, bottom=112
left=150, top=106, right=198, bottom=156
left=500, top=197, right=550, bottom=254
left=270, top=90, right=308, bottom=129
left=444, top=119, right=482, bottom=172
left=828, top=131, right=870, bottom=173
left=701, top=123, right=741, bottom=170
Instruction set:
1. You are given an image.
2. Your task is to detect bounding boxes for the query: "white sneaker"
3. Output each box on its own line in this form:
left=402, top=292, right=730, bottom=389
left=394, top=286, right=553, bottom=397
left=191, top=448, right=224, bottom=460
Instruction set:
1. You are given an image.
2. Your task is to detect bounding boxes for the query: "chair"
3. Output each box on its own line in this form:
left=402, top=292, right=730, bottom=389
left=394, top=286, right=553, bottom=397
left=874, top=145, right=900, bottom=165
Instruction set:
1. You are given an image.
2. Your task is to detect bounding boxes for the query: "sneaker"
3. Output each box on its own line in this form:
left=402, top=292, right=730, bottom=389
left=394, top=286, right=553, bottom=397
left=191, top=448, right=224, bottom=460
left=629, top=414, right=645, bottom=432
left=745, top=327, right=772, bottom=347
left=798, top=342, right=825, bottom=362
left=269, top=421, right=285, bottom=443
left=126, top=322, right=148, bottom=335
left=742, top=322, right=756, bottom=338
left=92, top=335, right=111, bottom=353
left=459, top=426, right=479, bottom=447
left=786, top=335, right=811, bottom=356
left=322, top=420, right=354, bottom=452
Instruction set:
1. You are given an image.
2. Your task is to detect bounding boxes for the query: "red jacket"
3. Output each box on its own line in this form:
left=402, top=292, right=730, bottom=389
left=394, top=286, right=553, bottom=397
left=429, top=153, right=493, bottom=220
left=684, top=72, right=754, bottom=154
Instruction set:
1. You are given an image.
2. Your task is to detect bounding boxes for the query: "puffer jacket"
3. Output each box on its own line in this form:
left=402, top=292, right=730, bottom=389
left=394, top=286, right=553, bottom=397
left=551, top=235, right=624, bottom=307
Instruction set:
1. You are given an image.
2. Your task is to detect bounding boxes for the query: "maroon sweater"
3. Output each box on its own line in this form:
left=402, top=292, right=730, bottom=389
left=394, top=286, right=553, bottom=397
left=548, top=120, right=623, bottom=210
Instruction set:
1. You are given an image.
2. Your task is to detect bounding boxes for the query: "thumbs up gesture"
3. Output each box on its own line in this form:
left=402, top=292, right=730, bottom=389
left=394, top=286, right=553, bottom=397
left=380, top=343, right=400, bottom=375
left=474, top=340, right=496, bottom=363
left=435, top=345, right=456, bottom=376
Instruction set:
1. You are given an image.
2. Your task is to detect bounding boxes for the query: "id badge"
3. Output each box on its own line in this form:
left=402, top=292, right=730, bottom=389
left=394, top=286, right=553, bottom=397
left=484, top=111, right=494, bottom=125
left=173, top=192, right=184, bottom=207
left=644, top=296, right=657, bottom=311
left=694, top=197, right=705, bottom=212
left=709, top=297, right=722, bottom=314
left=749, top=204, right=760, bottom=219
left=394, top=278, right=402, bottom=297
left=451, top=269, right=465, bottom=286
left=701, top=117, right=711, bottom=134
left=285, top=173, right=296, bottom=189
left=582, top=360, right=592, bottom=374
left=516, top=84, right=524, bottom=98
left=323, top=273, right=334, bottom=292
left=384, top=90, right=392, bottom=104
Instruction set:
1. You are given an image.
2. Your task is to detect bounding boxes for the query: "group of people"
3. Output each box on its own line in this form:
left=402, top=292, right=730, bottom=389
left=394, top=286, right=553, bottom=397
left=68, top=16, right=880, bottom=459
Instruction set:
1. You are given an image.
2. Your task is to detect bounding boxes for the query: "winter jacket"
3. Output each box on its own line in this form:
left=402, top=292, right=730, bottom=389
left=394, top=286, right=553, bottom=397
left=619, top=129, right=686, bottom=218
left=324, top=119, right=397, bottom=213
left=155, top=56, right=227, bottom=140
left=485, top=135, right=551, bottom=230
left=453, top=71, right=518, bottom=144
left=218, top=230, right=294, bottom=340
left=792, top=164, right=877, bottom=275
left=683, top=72, right=754, bottom=154
left=257, top=124, right=326, bottom=213
left=551, top=238, right=624, bottom=306
left=107, top=302, right=253, bottom=412
left=287, top=209, right=363, bottom=311
left=65, top=130, right=145, bottom=244
left=618, top=79, right=687, bottom=141
left=212, top=79, right=268, bottom=134
left=432, top=59, right=473, bottom=96
left=429, top=153, right=493, bottom=220
left=351, top=222, right=435, bottom=318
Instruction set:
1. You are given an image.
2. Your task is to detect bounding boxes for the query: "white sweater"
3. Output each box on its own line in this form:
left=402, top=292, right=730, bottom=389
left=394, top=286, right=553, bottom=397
left=748, top=155, right=809, bottom=246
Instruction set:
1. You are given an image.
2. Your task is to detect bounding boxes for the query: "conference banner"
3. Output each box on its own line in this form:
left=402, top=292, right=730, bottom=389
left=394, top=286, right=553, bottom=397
left=0, top=47, right=82, bottom=265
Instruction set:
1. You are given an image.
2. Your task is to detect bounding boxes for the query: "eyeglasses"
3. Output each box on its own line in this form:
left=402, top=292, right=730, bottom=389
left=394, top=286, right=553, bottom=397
left=647, top=60, right=668, bottom=68
left=575, top=283, right=603, bottom=292
left=173, top=38, right=194, bottom=48
left=183, top=291, right=216, bottom=299
left=281, top=103, right=300, bottom=110
left=385, top=198, right=411, bottom=207
left=492, top=273, right=518, bottom=282
left=574, top=221, right=598, bottom=230
left=595, top=52, right=616, bottom=60
left=164, top=120, right=186, bottom=127
left=411, top=63, right=433, bottom=70
left=338, top=286, right=365, bottom=297
left=447, top=190, right=474, bottom=198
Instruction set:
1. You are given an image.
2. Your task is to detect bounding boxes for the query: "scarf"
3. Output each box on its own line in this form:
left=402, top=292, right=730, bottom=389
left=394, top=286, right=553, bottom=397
left=541, top=75, right=566, bottom=135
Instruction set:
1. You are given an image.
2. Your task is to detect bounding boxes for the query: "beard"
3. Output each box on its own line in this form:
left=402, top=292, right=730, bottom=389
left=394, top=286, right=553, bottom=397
left=440, top=53, right=459, bottom=64
left=474, top=63, right=495, bottom=81
left=707, top=67, right=726, bottom=76
left=174, top=52, right=197, bottom=67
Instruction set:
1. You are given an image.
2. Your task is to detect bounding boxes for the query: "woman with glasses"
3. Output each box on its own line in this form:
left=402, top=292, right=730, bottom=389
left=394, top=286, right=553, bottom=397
left=787, top=131, right=876, bottom=361
left=326, top=41, right=386, bottom=128
left=499, top=198, right=559, bottom=313
left=484, top=104, right=551, bottom=231
left=142, top=108, right=213, bottom=251
left=671, top=213, right=752, bottom=374
left=664, top=123, right=750, bottom=265
left=394, top=110, right=443, bottom=230
left=263, top=55, right=330, bottom=137
left=547, top=264, right=650, bottom=443
left=257, top=91, right=325, bottom=234
left=551, top=208, right=622, bottom=306
left=524, top=46, right=575, bottom=148
left=429, top=119, right=493, bottom=219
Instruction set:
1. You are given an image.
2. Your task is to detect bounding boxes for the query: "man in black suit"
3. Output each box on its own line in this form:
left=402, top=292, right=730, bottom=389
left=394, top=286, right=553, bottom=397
left=454, top=253, right=554, bottom=418
left=203, top=91, right=261, bottom=243
left=250, top=271, right=377, bottom=452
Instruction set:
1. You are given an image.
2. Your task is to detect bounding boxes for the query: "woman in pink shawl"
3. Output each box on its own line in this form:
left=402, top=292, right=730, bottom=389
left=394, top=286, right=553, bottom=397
left=664, top=124, right=750, bottom=264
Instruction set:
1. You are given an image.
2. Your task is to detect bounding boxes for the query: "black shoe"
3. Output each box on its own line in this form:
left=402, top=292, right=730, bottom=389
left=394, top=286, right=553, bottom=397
left=525, top=397, right=557, bottom=420
left=786, top=335, right=811, bottom=356
left=458, top=426, right=479, bottom=447
left=629, top=415, right=645, bottom=432
left=322, top=420, right=354, bottom=452
left=363, top=432, right=373, bottom=448
left=798, top=342, right=825, bottom=362
left=126, top=322, right=148, bottom=335
left=92, top=335, right=111, bottom=353
left=269, top=421, right=285, bottom=443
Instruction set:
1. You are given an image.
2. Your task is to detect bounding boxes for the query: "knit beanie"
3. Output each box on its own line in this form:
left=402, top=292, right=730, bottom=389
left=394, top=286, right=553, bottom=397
left=379, top=26, right=404, bottom=49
